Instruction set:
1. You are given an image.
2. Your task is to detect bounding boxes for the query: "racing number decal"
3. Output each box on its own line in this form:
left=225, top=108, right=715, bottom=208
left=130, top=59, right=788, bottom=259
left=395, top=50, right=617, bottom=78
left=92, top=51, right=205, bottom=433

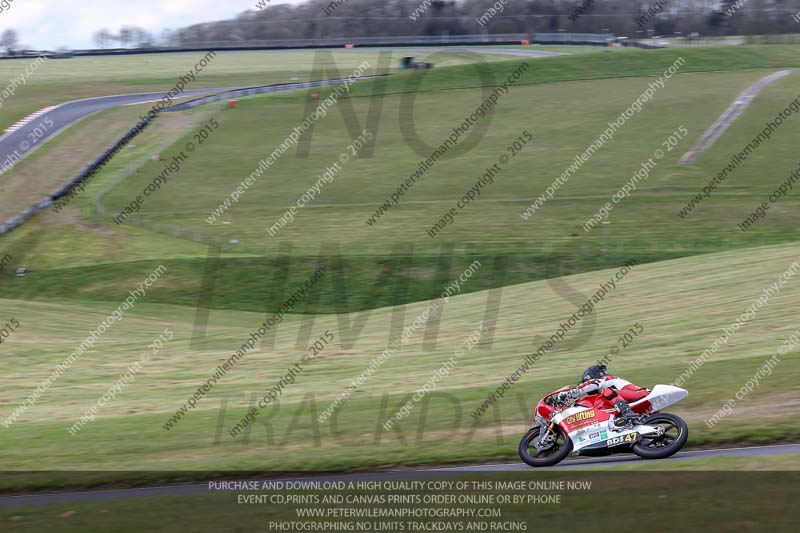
left=606, top=432, right=638, bottom=447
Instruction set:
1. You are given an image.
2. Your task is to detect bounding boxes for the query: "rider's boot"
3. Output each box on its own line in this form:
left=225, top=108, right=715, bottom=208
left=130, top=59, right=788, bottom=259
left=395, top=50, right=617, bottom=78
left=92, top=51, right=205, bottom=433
left=613, top=400, right=638, bottom=427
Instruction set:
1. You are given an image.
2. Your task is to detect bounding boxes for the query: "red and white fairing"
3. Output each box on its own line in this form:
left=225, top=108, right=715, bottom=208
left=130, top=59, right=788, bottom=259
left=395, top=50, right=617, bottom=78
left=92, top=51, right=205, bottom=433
left=535, top=384, right=689, bottom=453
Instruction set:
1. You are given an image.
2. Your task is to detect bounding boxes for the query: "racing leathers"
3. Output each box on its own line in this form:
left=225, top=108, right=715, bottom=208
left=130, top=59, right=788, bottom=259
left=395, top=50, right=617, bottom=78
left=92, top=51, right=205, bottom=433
left=556, top=375, right=649, bottom=426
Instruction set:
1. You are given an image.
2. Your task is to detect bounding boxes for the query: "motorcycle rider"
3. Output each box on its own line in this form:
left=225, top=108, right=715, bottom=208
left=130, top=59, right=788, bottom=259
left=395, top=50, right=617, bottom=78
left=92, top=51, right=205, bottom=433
left=553, top=365, right=649, bottom=427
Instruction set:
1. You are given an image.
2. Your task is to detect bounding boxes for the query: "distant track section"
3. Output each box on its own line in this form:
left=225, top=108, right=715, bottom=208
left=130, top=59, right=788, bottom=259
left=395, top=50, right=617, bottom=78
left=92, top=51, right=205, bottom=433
left=679, top=69, right=797, bottom=164
left=0, top=87, right=232, bottom=177
left=0, top=78, right=379, bottom=236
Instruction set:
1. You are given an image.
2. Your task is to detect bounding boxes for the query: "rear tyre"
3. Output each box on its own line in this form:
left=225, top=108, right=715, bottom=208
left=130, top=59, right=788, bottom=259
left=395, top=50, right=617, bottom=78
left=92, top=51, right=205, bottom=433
left=519, top=426, right=573, bottom=467
left=632, top=413, right=688, bottom=460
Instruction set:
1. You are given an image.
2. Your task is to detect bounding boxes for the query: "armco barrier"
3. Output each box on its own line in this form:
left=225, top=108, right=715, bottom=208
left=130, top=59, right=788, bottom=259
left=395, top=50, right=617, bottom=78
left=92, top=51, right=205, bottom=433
left=533, top=33, right=614, bottom=44
left=66, top=34, right=532, bottom=56
left=167, top=75, right=387, bottom=112
left=623, top=41, right=665, bottom=50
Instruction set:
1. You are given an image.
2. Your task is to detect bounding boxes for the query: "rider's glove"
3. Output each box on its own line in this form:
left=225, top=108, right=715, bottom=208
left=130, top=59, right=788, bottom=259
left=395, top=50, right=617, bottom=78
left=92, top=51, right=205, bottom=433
left=555, top=391, right=572, bottom=404
left=569, top=387, right=580, bottom=399
left=558, top=389, right=578, bottom=402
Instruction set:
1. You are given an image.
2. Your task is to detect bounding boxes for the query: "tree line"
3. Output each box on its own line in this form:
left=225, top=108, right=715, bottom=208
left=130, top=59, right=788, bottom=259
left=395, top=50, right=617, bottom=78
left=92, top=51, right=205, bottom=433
left=164, top=0, right=800, bottom=47
left=3, top=0, right=800, bottom=53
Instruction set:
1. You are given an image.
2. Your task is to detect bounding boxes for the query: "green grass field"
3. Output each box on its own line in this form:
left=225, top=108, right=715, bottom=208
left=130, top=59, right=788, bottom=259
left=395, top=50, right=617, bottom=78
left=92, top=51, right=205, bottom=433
left=1, top=242, right=798, bottom=479
left=5, top=47, right=800, bottom=311
left=1, top=45, right=800, bottom=489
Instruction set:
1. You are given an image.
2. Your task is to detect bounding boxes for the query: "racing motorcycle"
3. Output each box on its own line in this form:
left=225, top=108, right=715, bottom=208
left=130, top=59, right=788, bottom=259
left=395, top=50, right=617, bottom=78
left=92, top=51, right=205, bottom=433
left=519, top=384, right=689, bottom=467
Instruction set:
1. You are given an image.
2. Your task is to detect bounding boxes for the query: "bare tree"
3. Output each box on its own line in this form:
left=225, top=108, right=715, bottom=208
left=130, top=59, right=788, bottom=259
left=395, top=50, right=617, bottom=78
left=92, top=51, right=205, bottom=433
left=94, top=28, right=114, bottom=48
left=132, top=27, right=154, bottom=47
left=113, top=26, right=154, bottom=48
left=160, top=29, right=176, bottom=47
left=118, top=26, right=134, bottom=47
left=0, top=29, right=19, bottom=54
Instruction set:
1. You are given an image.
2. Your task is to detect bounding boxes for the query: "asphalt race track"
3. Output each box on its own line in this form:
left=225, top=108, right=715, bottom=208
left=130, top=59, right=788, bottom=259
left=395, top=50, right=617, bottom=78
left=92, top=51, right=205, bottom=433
left=0, top=443, right=797, bottom=506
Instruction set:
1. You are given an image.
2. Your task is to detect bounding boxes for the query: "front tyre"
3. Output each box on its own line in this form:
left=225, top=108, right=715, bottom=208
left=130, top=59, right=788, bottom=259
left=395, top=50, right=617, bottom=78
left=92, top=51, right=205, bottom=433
left=519, top=426, right=573, bottom=467
left=632, top=413, right=688, bottom=460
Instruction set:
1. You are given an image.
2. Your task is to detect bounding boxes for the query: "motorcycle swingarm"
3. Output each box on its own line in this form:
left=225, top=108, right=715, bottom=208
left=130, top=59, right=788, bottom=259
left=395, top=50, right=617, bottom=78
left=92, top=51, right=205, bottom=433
left=631, top=424, right=663, bottom=437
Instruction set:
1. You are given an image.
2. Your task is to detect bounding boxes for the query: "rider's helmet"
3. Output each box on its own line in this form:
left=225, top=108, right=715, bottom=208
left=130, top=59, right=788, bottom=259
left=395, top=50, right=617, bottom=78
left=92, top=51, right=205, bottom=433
left=581, top=364, right=608, bottom=383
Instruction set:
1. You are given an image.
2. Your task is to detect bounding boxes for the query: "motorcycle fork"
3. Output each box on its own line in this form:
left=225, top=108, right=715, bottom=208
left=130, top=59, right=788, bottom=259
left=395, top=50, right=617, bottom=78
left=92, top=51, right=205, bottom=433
left=536, top=422, right=557, bottom=450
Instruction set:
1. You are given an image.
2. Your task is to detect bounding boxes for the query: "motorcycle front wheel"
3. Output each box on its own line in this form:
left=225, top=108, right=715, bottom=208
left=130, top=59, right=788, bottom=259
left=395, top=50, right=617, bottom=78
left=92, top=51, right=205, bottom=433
left=632, top=413, right=689, bottom=460
left=519, top=426, right=573, bottom=467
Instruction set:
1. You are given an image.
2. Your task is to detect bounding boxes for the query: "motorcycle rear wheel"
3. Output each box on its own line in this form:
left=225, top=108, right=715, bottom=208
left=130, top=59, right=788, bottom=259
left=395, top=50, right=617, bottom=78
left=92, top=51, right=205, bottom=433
left=632, top=413, right=688, bottom=460
left=519, top=426, right=573, bottom=467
